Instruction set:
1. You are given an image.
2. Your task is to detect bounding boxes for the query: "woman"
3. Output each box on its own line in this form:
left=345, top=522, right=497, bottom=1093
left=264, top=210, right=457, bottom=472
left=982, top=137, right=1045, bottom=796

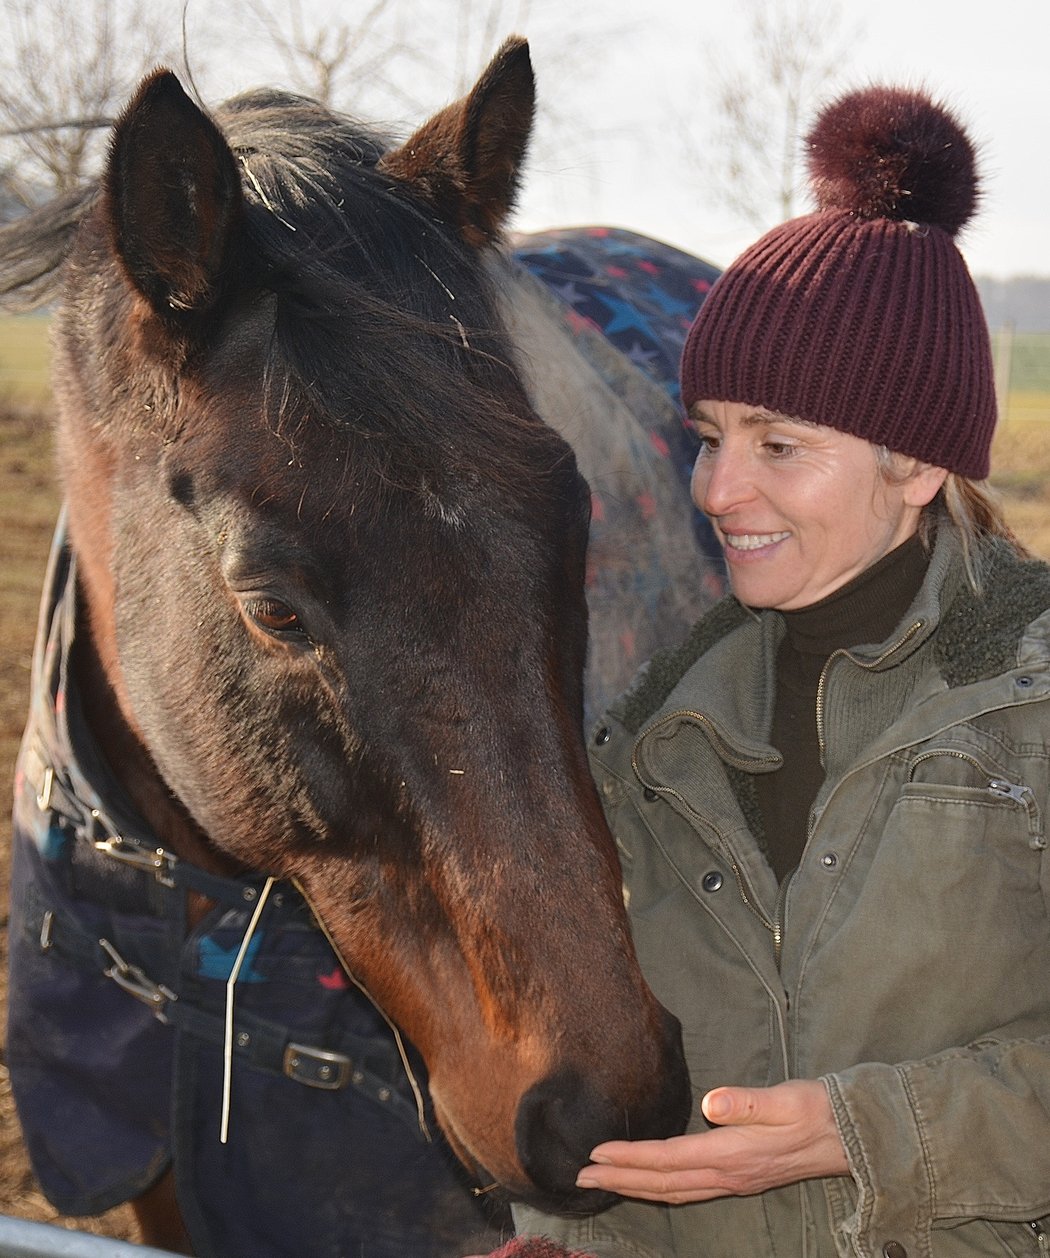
left=512, top=86, right=1050, bottom=1257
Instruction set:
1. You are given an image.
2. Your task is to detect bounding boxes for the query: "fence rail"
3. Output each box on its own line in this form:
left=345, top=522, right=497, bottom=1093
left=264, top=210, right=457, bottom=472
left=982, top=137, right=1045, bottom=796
left=0, top=1215, right=178, bottom=1258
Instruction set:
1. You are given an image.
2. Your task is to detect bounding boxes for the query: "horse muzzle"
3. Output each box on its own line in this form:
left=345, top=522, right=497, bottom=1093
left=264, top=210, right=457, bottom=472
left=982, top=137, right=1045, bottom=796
left=512, top=1005, right=691, bottom=1215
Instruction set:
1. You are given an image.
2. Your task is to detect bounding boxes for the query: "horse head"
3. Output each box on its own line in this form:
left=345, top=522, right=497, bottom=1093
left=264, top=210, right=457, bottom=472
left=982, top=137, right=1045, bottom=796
left=51, top=40, right=690, bottom=1212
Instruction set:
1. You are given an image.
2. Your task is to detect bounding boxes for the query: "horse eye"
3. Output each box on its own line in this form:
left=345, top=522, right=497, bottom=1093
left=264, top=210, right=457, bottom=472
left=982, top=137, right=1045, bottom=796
left=245, top=597, right=302, bottom=635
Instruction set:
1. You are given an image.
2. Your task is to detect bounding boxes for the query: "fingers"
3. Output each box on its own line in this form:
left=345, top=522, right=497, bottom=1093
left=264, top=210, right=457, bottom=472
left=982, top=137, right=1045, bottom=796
left=702, top=1087, right=747, bottom=1124
left=575, top=1142, right=729, bottom=1207
left=575, top=1131, right=737, bottom=1204
left=703, top=1080, right=830, bottom=1126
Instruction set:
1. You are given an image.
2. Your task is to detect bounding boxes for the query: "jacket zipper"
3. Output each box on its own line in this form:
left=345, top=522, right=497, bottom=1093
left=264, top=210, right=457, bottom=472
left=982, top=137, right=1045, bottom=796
left=909, top=747, right=989, bottom=778
left=771, top=875, right=790, bottom=969
left=908, top=751, right=1043, bottom=847
left=728, top=858, right=782, bottom=964
left=989, top=778, right=1044, bottom=847
left=632, top=710, right=783, bottom=962
left=784, top=621, right=924, bottom=962
left=815, top=620, right=926, bottom=765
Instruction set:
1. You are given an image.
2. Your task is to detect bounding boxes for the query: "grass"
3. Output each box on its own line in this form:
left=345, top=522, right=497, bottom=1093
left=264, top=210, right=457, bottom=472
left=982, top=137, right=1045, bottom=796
left=0, top=401, right=58, bottom=805
left=0, top=314, right=52, bottom=405
left=1001, top=390, right=1050, bottom=424
left=989, top=413, right=1050, bottom=555
left=994, top=331, right=1050, bottom=394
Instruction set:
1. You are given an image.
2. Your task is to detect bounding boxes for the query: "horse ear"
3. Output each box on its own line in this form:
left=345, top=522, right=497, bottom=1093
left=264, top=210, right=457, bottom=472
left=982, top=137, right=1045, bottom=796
left=379, top=36, right=535, bottom=248
left=105, top=70, right=243, bottom=322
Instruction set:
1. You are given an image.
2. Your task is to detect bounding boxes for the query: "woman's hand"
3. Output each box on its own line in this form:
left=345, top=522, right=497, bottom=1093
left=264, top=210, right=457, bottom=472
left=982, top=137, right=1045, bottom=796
left=575, top=1079, right=849, bottom=1205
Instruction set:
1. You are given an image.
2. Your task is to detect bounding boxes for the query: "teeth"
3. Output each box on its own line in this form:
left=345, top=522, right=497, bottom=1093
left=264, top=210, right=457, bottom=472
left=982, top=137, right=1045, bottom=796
left=724, top=531, right=790, bottom=551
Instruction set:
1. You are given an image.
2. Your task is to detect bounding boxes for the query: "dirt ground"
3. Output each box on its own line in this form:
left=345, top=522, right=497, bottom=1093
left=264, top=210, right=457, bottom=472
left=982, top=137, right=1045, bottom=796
left=2, top=394, right=1049, bottom=1246
left=0, top=400, right=139, bottom=1240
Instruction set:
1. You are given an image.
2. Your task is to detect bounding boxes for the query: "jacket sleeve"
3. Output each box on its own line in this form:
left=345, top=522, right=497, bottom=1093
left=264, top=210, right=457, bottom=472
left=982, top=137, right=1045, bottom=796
left=825, top=1034, right=1050, bottom=1256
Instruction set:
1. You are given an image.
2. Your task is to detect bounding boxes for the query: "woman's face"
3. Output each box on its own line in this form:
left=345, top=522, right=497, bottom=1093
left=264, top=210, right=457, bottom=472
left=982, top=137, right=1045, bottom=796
left=690, top=401, right=948, bottom=611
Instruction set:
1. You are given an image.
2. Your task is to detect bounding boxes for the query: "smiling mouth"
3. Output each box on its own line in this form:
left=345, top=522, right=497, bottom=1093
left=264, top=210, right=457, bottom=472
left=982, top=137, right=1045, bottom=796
left=722, top=531, right=791, bottom=551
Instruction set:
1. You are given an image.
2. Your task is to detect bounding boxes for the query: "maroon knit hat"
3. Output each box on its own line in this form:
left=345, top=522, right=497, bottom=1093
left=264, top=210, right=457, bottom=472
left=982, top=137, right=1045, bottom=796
left=680, top=86, right=996, bottom=478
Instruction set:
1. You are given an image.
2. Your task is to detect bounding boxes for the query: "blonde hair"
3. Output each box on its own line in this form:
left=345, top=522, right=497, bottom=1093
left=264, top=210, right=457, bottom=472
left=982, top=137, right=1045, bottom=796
left=875, top=446, right=1031, bottom=591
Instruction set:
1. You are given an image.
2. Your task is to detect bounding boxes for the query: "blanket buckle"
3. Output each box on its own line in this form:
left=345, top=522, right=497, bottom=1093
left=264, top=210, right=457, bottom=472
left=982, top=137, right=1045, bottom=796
left=283, top=1042, right=352, bottom=1090
left=99, top=937, right=177, bottom=1022
left=93, top=831, right=178, bottom=888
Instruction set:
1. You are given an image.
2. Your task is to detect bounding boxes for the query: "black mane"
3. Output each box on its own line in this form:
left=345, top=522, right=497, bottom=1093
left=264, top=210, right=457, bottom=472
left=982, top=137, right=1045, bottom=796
left=220, top=89, right=566, bottom=493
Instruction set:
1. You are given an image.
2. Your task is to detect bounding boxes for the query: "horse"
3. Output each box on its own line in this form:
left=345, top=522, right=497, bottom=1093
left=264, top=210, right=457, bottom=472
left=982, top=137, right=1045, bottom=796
left=3, top=39, right=722, bottom=1258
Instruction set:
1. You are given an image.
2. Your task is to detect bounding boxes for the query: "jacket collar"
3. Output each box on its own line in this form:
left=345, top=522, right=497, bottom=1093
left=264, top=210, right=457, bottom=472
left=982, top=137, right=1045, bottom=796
left=624, top=519, right=1050, bottom=753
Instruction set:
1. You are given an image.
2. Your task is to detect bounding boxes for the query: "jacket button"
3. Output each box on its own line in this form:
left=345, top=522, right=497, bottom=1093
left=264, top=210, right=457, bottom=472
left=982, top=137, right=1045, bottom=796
left=882, top=1243, right=907, bottom=1258
left=701, top=871, right=723, bottom=893
left=820, top=852, right=838, bottom=869
left=643, top=788, right=658, bottom=802
left=1016, top=675, right=1033, bottom=688
left=595, top=726, right=611, bottom=745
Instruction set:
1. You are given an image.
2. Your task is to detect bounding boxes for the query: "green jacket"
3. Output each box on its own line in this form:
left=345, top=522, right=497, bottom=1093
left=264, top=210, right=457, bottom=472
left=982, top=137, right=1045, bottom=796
left=515, top=524, right=1050, bottom=1258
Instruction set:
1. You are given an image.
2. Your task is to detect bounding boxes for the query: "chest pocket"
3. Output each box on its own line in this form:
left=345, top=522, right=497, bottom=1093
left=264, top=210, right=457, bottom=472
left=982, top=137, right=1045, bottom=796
left=797, top=741, right=1050, bottom=1064
left=885, top=741, right=1049, bottom=970
left=902, top=745, right=1044, bottom=853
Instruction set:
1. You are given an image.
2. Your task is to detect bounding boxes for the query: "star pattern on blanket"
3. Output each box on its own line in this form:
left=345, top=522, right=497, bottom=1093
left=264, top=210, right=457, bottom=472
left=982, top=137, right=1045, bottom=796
left=513, top=226, right=724, bottom=572
left=197, top=931, right=266, bottom=983
left=513, top=227, right=719, bottom=402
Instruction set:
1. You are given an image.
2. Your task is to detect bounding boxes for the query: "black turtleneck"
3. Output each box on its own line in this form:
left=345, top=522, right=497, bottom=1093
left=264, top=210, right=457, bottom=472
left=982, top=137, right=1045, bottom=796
left=755, top=533, right=930, bottom=883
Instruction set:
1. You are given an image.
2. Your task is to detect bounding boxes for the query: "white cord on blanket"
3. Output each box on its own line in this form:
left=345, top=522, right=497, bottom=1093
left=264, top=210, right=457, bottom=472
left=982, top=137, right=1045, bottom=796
left=220, top=875, right=276, bottom=1144
left=291, top=876, right=432, bottom=1143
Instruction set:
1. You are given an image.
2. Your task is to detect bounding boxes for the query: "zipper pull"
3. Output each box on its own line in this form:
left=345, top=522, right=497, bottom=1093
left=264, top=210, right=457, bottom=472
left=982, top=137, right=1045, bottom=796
left=988, top=778, right=1033, bottom=805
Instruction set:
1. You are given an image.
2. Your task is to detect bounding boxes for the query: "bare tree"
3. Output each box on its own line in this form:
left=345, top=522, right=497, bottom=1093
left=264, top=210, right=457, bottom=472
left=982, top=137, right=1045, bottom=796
left=240, top=0, right=416, bottom=111
left=0, top=0, right=627, bottom=231
left=228, top=0, right=627, bottom=225
left=696, top=0, right=858, bottom=229
left=238, top=0, right=549, bottom=114
left=0, top=0, right=190, bottom=211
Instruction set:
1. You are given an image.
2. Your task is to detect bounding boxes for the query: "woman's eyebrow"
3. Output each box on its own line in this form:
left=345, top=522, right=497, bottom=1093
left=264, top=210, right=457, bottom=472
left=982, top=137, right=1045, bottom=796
left=689, top=404, right=819, bottom=429
left=745, top=408, right=820, bottom=429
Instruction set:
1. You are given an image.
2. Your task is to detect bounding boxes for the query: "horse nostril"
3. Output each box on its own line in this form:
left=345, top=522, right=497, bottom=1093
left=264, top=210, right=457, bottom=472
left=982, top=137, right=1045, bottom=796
left=514, top=1067, right=620, bottom=1213
left=514, top=1028, right=691, bottom=1216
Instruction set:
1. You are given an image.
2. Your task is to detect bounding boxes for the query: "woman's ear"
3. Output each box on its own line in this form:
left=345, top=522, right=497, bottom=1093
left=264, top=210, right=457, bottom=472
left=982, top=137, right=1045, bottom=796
left=902, top=461, right=950, bottom=508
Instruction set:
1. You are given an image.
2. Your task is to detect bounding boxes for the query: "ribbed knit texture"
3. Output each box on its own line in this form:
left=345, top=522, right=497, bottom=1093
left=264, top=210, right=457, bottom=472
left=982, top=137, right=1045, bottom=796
left=756, top=534, right=930, bottom=882
left=680, top=86, right=998, bottom=478
left=680, top=209, right=995, bottom=477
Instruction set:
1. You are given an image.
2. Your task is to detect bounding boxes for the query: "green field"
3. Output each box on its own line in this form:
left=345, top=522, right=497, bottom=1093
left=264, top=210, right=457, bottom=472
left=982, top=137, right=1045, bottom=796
left=0, top=314, right=52, bottom=404
left=998, top=332, right=1050, bottom=393
left=2, top=312, right=1049, bottom=403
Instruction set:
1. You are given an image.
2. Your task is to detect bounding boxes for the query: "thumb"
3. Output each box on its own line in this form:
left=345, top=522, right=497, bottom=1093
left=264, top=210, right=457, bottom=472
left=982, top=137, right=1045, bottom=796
left=701, top=1086, right=762, bottom=1126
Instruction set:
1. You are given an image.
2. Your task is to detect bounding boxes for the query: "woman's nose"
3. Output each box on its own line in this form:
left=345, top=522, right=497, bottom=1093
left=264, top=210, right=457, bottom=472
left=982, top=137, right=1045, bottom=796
left=691, top=445, right=753, bottom=516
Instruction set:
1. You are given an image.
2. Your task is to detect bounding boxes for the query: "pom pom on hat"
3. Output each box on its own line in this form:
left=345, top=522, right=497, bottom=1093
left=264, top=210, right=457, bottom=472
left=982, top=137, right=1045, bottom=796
left=679, top=83, right=996, bottom=478
left=807, top=86, right=979, bottom=233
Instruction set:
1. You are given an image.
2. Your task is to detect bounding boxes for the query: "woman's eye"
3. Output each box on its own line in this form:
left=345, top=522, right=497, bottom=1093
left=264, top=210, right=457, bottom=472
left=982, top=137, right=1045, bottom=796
left=245, top=597, right=303, bottom=635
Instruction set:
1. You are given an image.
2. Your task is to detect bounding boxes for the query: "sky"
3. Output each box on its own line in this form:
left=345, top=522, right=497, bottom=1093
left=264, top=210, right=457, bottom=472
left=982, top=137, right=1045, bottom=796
left=207, top=0, right=1047, bottom=281
left=501, top=0, right=1049, bottom=280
